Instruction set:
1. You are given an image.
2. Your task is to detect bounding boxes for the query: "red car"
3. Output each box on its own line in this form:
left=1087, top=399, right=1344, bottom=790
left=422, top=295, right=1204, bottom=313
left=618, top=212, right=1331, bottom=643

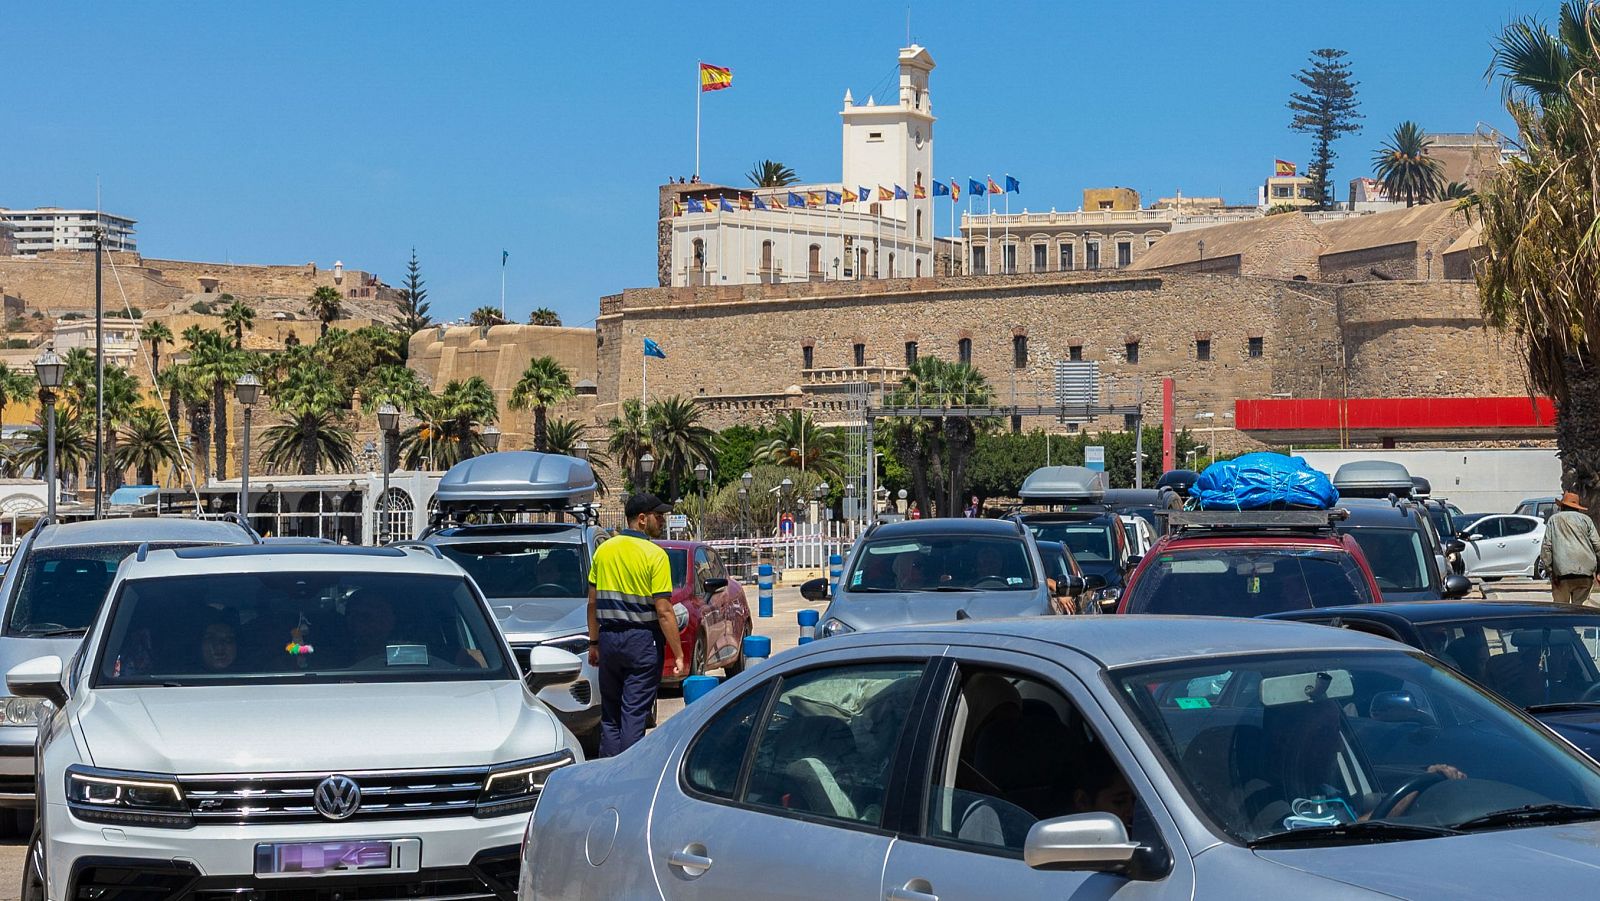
left=1117, top=509, right=1383, bottom=616
left=656, top=540, right=753, bottom=683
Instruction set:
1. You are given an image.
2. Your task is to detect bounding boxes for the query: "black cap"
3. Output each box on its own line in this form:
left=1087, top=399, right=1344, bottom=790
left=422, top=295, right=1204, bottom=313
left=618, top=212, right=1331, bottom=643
left=625, top=493, right=673, bottom=519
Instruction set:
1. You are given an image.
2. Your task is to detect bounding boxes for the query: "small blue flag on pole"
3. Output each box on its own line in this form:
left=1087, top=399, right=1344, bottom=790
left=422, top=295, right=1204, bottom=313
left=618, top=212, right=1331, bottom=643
left=824, top=190, right=842, bottom=205
left=858, top=186, right=870, bottom=202
left=969, top=178, right=986, bottom=196
left=893, top=185, right=908, bottom=200
left=787, top=191, right=805, bottom=208
left=644, top=338, right=667, bottom=359
left=932, top=180, right=950, bottom=197
left=1005, top=175, right=1021, bottom=193
left=687, top=198, right=705, bottom=213
left=718, top=197, right=735, bottom=212
left=753, top=195, right=768, bottom=210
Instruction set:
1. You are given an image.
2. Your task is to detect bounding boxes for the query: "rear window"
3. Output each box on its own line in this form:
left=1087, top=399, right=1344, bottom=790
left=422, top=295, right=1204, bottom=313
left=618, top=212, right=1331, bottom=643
left=1341, top=527, right=1431, bottom=593
left=1027, top=522, right=1114, bottom=562
left=434, top=540, right=585, bottom=599
left=6, top=543, right=211, bottom=636
left=1124, top=546, right=1375, bottom=616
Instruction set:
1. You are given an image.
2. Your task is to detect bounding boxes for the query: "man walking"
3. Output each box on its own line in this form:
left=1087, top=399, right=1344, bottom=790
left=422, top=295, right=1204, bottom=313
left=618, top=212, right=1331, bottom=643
left=588, top=493, right=685, bottom=756
left=1540, top=492, right=1600, bottom=606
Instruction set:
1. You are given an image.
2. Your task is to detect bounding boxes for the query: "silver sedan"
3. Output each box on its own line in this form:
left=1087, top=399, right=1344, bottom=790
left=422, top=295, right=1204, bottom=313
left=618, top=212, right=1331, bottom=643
left=520, top=616, right=1600, bottom=900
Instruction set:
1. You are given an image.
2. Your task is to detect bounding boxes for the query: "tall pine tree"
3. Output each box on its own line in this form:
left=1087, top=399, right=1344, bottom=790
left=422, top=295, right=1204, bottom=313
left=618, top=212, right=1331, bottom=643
left=1288, top=49, right=1363, bottom=209
left=395, top=248, right=433, bottom=341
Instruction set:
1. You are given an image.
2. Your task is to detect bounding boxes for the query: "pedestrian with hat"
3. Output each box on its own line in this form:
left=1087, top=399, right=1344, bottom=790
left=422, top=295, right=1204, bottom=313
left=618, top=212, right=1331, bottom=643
left=1540, top=492, right=1600, bottom=606
left=587, top=493, right=686, bottom=756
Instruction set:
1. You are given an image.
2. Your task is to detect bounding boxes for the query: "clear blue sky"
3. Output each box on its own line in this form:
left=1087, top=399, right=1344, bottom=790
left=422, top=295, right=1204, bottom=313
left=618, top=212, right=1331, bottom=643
left=5, top=1, right=1543, bottom=327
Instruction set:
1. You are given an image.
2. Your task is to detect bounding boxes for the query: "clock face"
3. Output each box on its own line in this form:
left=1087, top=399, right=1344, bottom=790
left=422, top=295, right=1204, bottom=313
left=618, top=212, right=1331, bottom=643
left=914, top=128, right=924, bottom=149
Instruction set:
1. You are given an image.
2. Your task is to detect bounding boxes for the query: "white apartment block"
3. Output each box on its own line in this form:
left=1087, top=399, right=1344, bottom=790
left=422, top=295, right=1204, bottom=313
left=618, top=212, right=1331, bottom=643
left=0, top=208, right=137, bottom=256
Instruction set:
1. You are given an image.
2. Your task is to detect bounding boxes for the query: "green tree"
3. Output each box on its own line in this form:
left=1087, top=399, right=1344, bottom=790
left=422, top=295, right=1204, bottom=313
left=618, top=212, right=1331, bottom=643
left=17, top=405, right=91, bottom=491
left=1372, top=121, right=1445, bottom=207
left=311, top=325, right=405, bottom=402
left=438, top=377, right=498, bottom=463
left=648, top=395, right=716, bottom=502
left=1488, top=0, right=1600, bottom=108
left=1441, top=180, right=1474, bottom=200
left=544, top=417, right=612, bottom=493
left=115, top=405, right=185, bottom=486
left=527, top=307, right=562, bottom=327
left=100, top=365, right=143, bottom=489
left=746, top=160, right=799, bottom=187
left=395, top=247, right=433, bottom=337
left=606, top=398, right=652, bottom=492
left=141, top=320, right=173, bottom=375
left=757, top=410, right=844, bottom=480
left=469, top=305, right=505, bottom=327
left=308, top=285, right=343, bottom=337
left=0, top=363, right=35, bottom=429
left=882, top=358, right=995, bottom=516
left=508, top=356, right=574, bottom=451
left=262, top=353, right=353, bottom=474
left=714, top=424, right=766, bottom=490
left=221, top=299, right=256, bottom=348
left=1288, top=48, right=1364, bottom=209
left=187, top=329, right=247, bottom=481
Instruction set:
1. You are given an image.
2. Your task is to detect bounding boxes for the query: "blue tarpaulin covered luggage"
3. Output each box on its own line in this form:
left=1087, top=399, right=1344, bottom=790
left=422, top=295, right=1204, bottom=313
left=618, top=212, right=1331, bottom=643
left=1193, top=452, right=1339, bottom=510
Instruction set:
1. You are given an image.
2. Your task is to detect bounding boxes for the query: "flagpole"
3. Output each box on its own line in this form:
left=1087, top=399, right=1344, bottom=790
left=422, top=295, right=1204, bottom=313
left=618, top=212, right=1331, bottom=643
left=694, top=60, right=702, bottom=180
left=949, top=181, right=955, bottom=275
left=500, top=253, right=506, bottom=318
left=1004, top=185, right=1011, bottom=273
left=986, top=180, right=993, bottom=274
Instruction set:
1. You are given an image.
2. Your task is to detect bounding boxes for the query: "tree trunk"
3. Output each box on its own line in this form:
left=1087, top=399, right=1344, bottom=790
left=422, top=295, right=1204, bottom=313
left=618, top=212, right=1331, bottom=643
left=190, top=402, right=212, bottom=484
left=106, top=429, right=121, bottom=490
left=151, top=344, right=160, bottom=375
left=895, top=425, right=931, bottom=518
left=213, top=382, right=228, bottom=481
left=139, top=463, right=154, bottom=486
left=534, top=406, right=548, bottom=452
left=1558, top=354, right=1600, bottom=515
left=300, top=416, right=318, bottom=475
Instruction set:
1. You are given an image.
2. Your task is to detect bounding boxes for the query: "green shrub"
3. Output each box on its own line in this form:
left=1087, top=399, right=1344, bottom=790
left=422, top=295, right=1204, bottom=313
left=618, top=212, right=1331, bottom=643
left=5, top=339, right=29, bottom=350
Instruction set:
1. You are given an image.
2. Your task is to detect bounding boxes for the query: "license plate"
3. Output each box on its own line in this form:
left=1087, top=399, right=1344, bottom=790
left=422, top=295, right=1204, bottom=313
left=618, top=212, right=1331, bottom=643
left=255, top=838, right=421, bottom=877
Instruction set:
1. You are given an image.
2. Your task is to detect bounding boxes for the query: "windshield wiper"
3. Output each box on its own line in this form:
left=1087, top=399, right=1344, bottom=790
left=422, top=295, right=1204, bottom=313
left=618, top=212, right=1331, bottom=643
left=20, top=627, right=86, bottom=637
left=1248, top=820, right=1459, bottom=848
left=925, top=586, right=981, bottom=592
left=845, top=586, right=907, bottom=593
left=1454, top=803, right=1600, bottom=832
left=1527, top=702, right=1600, bottom=713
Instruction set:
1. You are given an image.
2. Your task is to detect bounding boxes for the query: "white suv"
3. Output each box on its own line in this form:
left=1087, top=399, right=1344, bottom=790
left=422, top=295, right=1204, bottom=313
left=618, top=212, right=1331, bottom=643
left=14, top=543, right=582, bottom=901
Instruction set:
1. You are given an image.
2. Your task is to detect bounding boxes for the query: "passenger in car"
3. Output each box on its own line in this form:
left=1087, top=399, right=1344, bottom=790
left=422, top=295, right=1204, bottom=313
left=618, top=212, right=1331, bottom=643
left=199, top=621, right=238, bottom=672
left=1073, top=751, right=1135, bottom=830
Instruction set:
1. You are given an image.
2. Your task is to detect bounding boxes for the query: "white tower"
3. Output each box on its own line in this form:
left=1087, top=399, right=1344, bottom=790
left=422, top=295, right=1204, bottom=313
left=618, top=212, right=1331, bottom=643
left=841, top=45, right=935, bottom=223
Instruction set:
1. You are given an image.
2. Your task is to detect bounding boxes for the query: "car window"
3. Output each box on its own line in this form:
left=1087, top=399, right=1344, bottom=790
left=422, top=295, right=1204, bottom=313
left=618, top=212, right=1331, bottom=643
left=1025, top=522, right=1114, bottom=563
left=742, top=662, right=925, bottom=826
left=6, top=542, right=208, bottom=635
left=96, top=572, right=511, bottom=686
left=1470, top=518, right=1504, bottom=540
left=1502, top=518, right=1538, bottom=537
left=694, top=548, right=711, bottom=592
left=705, top=548, right=726, bottom=581
left=1344, top=528, right=1431, bottom=593
left=924, top=667, right=1150, bottom=855
left=433, top=541, right=585, bottom=599
left=1420, top=617, right=1600, bottom=708
left=666, top=548, right=688, bottom=589
left=1124, top=547, right=1375, bottom=615
left=1114, top=650, right=1600, bottom=846
left=846, top=536, right=1036, bottom=592
left=683, top=681, right=771, bottom=799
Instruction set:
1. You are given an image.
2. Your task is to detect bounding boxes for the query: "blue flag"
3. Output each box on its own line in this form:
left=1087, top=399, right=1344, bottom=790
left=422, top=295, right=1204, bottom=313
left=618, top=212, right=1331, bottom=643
left=932, top=180, right=950, bottom=197
left=1005, top=175, right=1020, bottom=193
left=753, top=195, right=768, bottom=210
left=644, top=338, right=667, bottom=359
left=502, top=250, right=508, bottom=266
left=687, top=198, right=705, bottom=213
left=824, top=190, right=842, bottom=205
left=893, top=185, right=908, bottom=200
left=718, top=197, right=735, bottom=212
left=787, top=191, right=805, bottom=208
left=969, top=178, right=986, bottom=196
left=858, top=186, right=870, bottom=202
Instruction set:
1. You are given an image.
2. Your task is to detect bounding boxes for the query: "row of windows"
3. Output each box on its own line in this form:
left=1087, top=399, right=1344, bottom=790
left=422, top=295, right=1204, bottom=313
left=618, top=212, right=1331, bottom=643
left=799, top=335, right=1264, bottom=370
left=971, top=239, right=1149, bottom=274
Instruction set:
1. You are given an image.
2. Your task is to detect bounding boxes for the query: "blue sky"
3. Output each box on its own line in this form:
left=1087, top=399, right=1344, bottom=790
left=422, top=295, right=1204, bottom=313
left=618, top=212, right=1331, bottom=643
left=5, top=1, right=1542, bottom=327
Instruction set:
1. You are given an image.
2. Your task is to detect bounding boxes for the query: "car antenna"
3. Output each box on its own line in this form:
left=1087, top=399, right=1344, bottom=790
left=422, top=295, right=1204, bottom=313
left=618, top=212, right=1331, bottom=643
left=955, top=608, right=972, bottom=621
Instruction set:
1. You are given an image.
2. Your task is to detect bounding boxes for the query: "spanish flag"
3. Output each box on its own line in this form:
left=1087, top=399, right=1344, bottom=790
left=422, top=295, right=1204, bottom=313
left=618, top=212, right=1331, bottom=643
left=877, top=186, right=894, bottom=201
left=1274, top=159, right=1297, bottom=177
left=700, top=63, right=733, bottom=92
left=914, top=183, right=927, bottom=199
left=673, top=201, right=685, bottom=216
left=987, top=176, right=1002, bottom=195
left=739, top=196, right=752, bottom=211
left=806, top=191, right=823, bottom=207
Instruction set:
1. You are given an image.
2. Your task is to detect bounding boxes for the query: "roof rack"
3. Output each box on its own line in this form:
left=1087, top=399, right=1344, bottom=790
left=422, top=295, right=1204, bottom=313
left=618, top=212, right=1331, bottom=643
left=386, top=541, right=445, bottom=560
left=1161, top=509, right=1349, bottom=534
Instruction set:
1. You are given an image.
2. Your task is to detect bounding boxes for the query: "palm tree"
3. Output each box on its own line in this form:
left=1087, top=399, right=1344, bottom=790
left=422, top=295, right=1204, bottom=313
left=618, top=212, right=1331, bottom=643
left=438, top=377, right=498, bottom=463
left=508, top=356, right=574, bottom=451
left=100, top=366, right=143, bottom=489
left=544, top=417, right=611, bottom=492
left=0, top=363, right=35, bottom=430
left=885, top=358, right=994, bottom=516
left=1487, top=0, right=1600, bottom=109
left=527, top=307, right=562, bottom=327
left=363, top=364, right=425, bottom=471
left=757, top=410, right=845, bottom=480
left=115, top=406, right=185, bottom=486
left=746, top=160, right=799, bottom=187
left=262, top=353, right=353, bottom=474
left=61, top=348, right=96, bottom=410
left=308, top=285, right=343, bottom=337
left=647, top=395, right=715, bottom=501
left=221, top=299, right=255, bottom=349
left=606, top=398, right=652, bottom=492
left=1372, top=121, right=1445, bottom=207
left=16, top=405, right=91, bottom=492
left=187, top=329, right=246, bottom=481
left=397, top=390, right=449, bottom=470
left=469, top=305, right=504, bottom=327
left=1442, top=181, right=1474, bottom=200
left=141, top=320, right=173, bottom=375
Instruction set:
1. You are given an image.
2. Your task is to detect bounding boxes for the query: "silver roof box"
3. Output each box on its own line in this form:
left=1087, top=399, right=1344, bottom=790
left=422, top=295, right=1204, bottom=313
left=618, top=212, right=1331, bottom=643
left=435, top=451, right=597, bottom=510
left=1331, top=460, right=1413, bottom=498
left=1019, top=465, right=1108, bottom=502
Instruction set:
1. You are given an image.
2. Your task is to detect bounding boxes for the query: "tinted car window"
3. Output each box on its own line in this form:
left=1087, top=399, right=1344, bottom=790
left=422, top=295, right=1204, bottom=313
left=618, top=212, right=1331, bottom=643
left=1420, top=617, right=1600, bottom=708
left=1468, top=518, right=1503, bottom=539
left=684, top=682, right=770, bottom=799
left=1124, top=547, right=1374, bottom=615
left=1026, top=522, right=1114, bottom=563
left=666, top=548, right=688, bottom=589
left=434, top=541, right=584, bottom=598
left=1503, top=518, right=1538, bottom=537
left=1344, top=528, right=1431, bottom=592
left=7, top=542, right=202, bottom=635
left=847, top=536, right=1035, bottom=591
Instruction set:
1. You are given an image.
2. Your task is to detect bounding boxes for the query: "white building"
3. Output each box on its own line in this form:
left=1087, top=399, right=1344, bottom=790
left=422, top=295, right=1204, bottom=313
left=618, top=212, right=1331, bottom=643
left=0, top=208, right=137, bottom=256
left=665, top=46, right=937, bottom=287
left=51, top=318, right=143, bottom=362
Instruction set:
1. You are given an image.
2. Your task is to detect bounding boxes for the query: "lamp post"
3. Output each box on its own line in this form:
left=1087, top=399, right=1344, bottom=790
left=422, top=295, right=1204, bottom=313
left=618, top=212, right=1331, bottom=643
left=813, top=482, right=829, bottom=524
left=376, top=403, right=400, bottom=543
left=638, top=452, right=655, bottom=493
left=898, top=488, right=908, bottom=515
left=234, top=372, right=261, bottom=522
left=844, top=481, right=857, bottom=525
left=33, top=348, right=63, bottom=519
left=738, top=485, right=749, bottom=536
left=779, top=477, right=793, bottom=531
left=574, top=439, right=590, bottom=461
left=482, top=425, right=501, bottom=454
left=692, top=461, right=710, bottom=540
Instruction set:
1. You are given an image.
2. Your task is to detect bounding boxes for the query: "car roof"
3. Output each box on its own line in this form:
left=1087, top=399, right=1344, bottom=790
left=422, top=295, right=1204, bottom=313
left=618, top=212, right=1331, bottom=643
left=33, top=516, right=255, bottom=550
left=1154, top=532, right=1348, bottom=550
left=1336, top=498, right=1425, bottom=526
left=1274, top=600, right=1600, bottom=625
left=822, top=615, right=1403, bottom=668
left=423, top=522, right=589, bottom=544
left=121, top=544, right=464, bottom=580
left=869, top=518, right=1026, bottom=538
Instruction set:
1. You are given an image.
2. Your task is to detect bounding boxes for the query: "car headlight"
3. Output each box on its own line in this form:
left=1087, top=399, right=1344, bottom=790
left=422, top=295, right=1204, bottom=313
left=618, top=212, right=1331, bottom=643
left=821, top=618, right=854, bottom=638
left=539, top=635, right=591, bottom=655
left=1096, top=587, right=1122, bottom=602
left=65, top=766, right=191, bottom=828
left=0, top=697, right=52, bottom=726
left=476, top=749, right=576, bottom=818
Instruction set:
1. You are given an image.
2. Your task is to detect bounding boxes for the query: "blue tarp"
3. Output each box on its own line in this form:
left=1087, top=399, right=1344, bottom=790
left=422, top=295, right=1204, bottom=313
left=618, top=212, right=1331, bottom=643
left=1194, top=453, right=1339, bottom=510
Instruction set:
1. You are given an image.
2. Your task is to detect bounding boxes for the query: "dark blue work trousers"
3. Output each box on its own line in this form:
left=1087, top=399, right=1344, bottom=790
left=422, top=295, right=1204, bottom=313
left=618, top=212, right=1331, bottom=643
left=597, top=625, right=664, bottom=758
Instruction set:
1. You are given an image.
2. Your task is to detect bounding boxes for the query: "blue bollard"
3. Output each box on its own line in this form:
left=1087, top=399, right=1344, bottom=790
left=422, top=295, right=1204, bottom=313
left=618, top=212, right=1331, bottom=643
left=741, top=634, right=772, bottom=668
left=829, top=553, right=843, bottom=597
left=758, top=563, right=774, bottom=618
left=797, top=608, right=819, bottom=643
left=682, top=675, right=720, bottom=704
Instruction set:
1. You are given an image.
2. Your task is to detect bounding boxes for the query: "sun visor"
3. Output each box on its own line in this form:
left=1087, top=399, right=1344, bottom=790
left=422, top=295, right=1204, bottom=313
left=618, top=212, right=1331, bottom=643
left=434, top=451, right=597, bottom=512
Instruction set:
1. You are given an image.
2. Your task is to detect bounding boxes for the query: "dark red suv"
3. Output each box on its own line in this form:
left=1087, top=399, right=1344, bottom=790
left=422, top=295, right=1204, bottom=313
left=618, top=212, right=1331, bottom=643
left=1117, top=510, right=1383, bottom=616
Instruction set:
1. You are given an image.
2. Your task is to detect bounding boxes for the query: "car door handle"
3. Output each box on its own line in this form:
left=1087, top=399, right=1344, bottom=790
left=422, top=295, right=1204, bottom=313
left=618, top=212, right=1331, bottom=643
left=667, top=844, right=713, bottom=878
left=886, top=880, right=939, bottom=901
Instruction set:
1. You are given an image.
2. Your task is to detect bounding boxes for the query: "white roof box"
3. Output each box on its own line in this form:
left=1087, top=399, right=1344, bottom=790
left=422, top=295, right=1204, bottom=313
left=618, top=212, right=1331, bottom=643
left=1331, top=460, right=1413, bottom=498
left=1019, top=466, right=1108, bottom=502
left=435, top=451, right=597, bottom=511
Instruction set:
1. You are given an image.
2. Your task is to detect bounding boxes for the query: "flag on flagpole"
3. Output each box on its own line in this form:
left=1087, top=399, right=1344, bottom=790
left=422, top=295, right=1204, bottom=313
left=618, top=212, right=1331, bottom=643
left=914, top=183, right=927, bottom=199
left=858, top=186, right=870, bottom=202
left=718, top=197, right=735, bottom=212
left=502, top=250, right=508, bottom=266
left=754, top=195, right=768, bottom=210
left=687, top=198, right=706, bottom=213
left=672, top=201, right=685, bottom=216
left=877, top=186, right=893, bottom=201
left=1005, top=175, right=1020, bottom=193
left=1274, top=159, right=1297, bottom=176
left=840, top=188, right=854, bottom=203
left=933, top=180, right=950, bottom=197
left=699, top=63, right=733, bottom=92
left=969, top=178, right=985, bottom=197
left=738, top=195, right=752, bottom=211
left=893, top=185, right=908, bottom=200
left=987, top=176, right=1002, bottom=195
left=644, top=338, right=668, bottom=359
left=787, top=191, right=805, bottom=208
left=825, top=189, right=842, bottom=205
left=803, top=191, right=821, bottom=207
left=951, top=180, right=961, bottom=202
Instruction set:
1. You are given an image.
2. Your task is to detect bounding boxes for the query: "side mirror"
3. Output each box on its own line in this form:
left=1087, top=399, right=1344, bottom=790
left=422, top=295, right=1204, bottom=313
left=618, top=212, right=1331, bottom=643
left=800, top=577, right=830, bottom=602
left=1125, top=556, right=1143, bottom=570
left=7, top=656, right=65, bottom=707
left=702, top=577, right=729, bottom=595
left=1083, top=574, right=1107, bottom=592
left=1442, top=573, right=1473, bottom=599
left=523, top=646, right=582, bottom=692
left=1370, top=690, right=1437, bottom=727
left=1057, top=575, right=1085, bottom=598
left=1445, top=538, right=1466, bottom=555
left=1466, top=533, right=1484, bottom=542
left=1024, top=813, right=1140, bottom=871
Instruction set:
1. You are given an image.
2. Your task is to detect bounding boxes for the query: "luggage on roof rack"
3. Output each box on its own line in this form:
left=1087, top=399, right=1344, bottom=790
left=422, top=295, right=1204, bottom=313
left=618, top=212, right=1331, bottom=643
left=433, top=451, right=597, bottom=517
left=1019, top=466, right=1107, bottom=503
left=1194, top=452, right=1339, bottom=511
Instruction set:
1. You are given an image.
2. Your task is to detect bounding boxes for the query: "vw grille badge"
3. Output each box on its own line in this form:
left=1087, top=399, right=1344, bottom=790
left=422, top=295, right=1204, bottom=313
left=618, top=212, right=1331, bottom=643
left=314, top=774, right=362, bottom=820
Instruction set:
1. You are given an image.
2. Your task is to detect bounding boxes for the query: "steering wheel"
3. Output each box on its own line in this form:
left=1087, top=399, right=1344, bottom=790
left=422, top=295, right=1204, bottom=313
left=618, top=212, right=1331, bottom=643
left=1578, top=681, right=1600, bottom=703
left=528, top=583, right=571, bottom=598
left=1369, top=771, right=1449, bottom=820
left=973, top=577, right=1010, bottom=590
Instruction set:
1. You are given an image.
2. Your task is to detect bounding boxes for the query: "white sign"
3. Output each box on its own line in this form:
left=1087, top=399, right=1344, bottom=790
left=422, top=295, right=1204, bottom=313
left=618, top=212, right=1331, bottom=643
left=667, top=514, right=689, bottom=530
left=1085, top=446, right=1106, bottom=472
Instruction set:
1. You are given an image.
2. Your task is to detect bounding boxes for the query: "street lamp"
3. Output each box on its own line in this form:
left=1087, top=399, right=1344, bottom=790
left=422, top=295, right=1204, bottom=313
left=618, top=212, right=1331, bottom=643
left=234, top=372, right=261, bottom=520
left=741, top=470, right=753, bottom=492
left=692, top=462, right=710, bottom=539
left=638, top=452, right=655, bottom=491
left=845, top=481, right=857, bottom=524
left=33, top=348, right=63, bottom=518
left=898, top=488, right=908, bottom=515
left=376, top=403, right=400, bottom=543
left=481, top=425, right=501, bottom=454
left=573, top=439, right=590, bottom=461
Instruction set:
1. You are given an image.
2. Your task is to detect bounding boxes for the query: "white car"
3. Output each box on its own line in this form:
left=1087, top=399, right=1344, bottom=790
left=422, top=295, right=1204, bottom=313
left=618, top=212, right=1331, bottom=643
left=16, top=543, right=582, bottom=901
left=1458, top=513, right=1547, bottom=579
left=1120, top=514, right=1157, bottom=559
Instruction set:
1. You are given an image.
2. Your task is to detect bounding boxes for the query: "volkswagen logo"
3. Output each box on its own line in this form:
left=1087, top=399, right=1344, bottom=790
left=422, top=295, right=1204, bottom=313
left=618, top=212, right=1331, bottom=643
left=313, top=775, right=362, bottom=820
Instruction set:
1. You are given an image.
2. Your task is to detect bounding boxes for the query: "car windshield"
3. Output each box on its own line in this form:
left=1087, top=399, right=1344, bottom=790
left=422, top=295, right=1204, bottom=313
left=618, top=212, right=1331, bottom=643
left=1026, top=521, right=1114, bottom=562
left=666, top=548, right=688, bottom=589
left=1427, top=506, right=1455, bottom=541
left=846, top=535, right=1035, bottom=591
left=6, top=543, right=210, bottom=636
left=1343, top=527, right=1431, bottom=593
left=1419, top=616, right=1600, bottom=709
left=1113, top=650, right=1600, bottom=845
left=1124, top=547, right=1375, bottom=615
left=434, top=540, right=585, bottom=599
left=95, top=572, right=511, bottom=686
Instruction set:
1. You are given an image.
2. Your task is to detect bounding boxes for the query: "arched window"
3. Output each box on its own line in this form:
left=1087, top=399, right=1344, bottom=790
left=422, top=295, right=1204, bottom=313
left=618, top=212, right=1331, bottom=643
left=915, top=258, right=923, bottom=277
left=1013, top=334, right=1028, bottom=368
left=378, top=487, right=415, bottom=544
left=916, top=209, right=924, bottom=238
left=889, top=252, right=896, bottom=276
left=691, top=238, right=706, bottom=269
left=761, top=240, right=774, bottom=270
left=958, top=337, right=972, bottom=364
left=809, top=244, right=821, bottom=277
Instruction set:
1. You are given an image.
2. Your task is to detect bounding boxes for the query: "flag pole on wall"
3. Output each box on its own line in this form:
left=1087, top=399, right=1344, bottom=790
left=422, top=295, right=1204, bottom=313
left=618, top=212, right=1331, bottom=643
left=695, top=59, right=702, bottom=180
left=500, top=249, right=507, bottom=318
